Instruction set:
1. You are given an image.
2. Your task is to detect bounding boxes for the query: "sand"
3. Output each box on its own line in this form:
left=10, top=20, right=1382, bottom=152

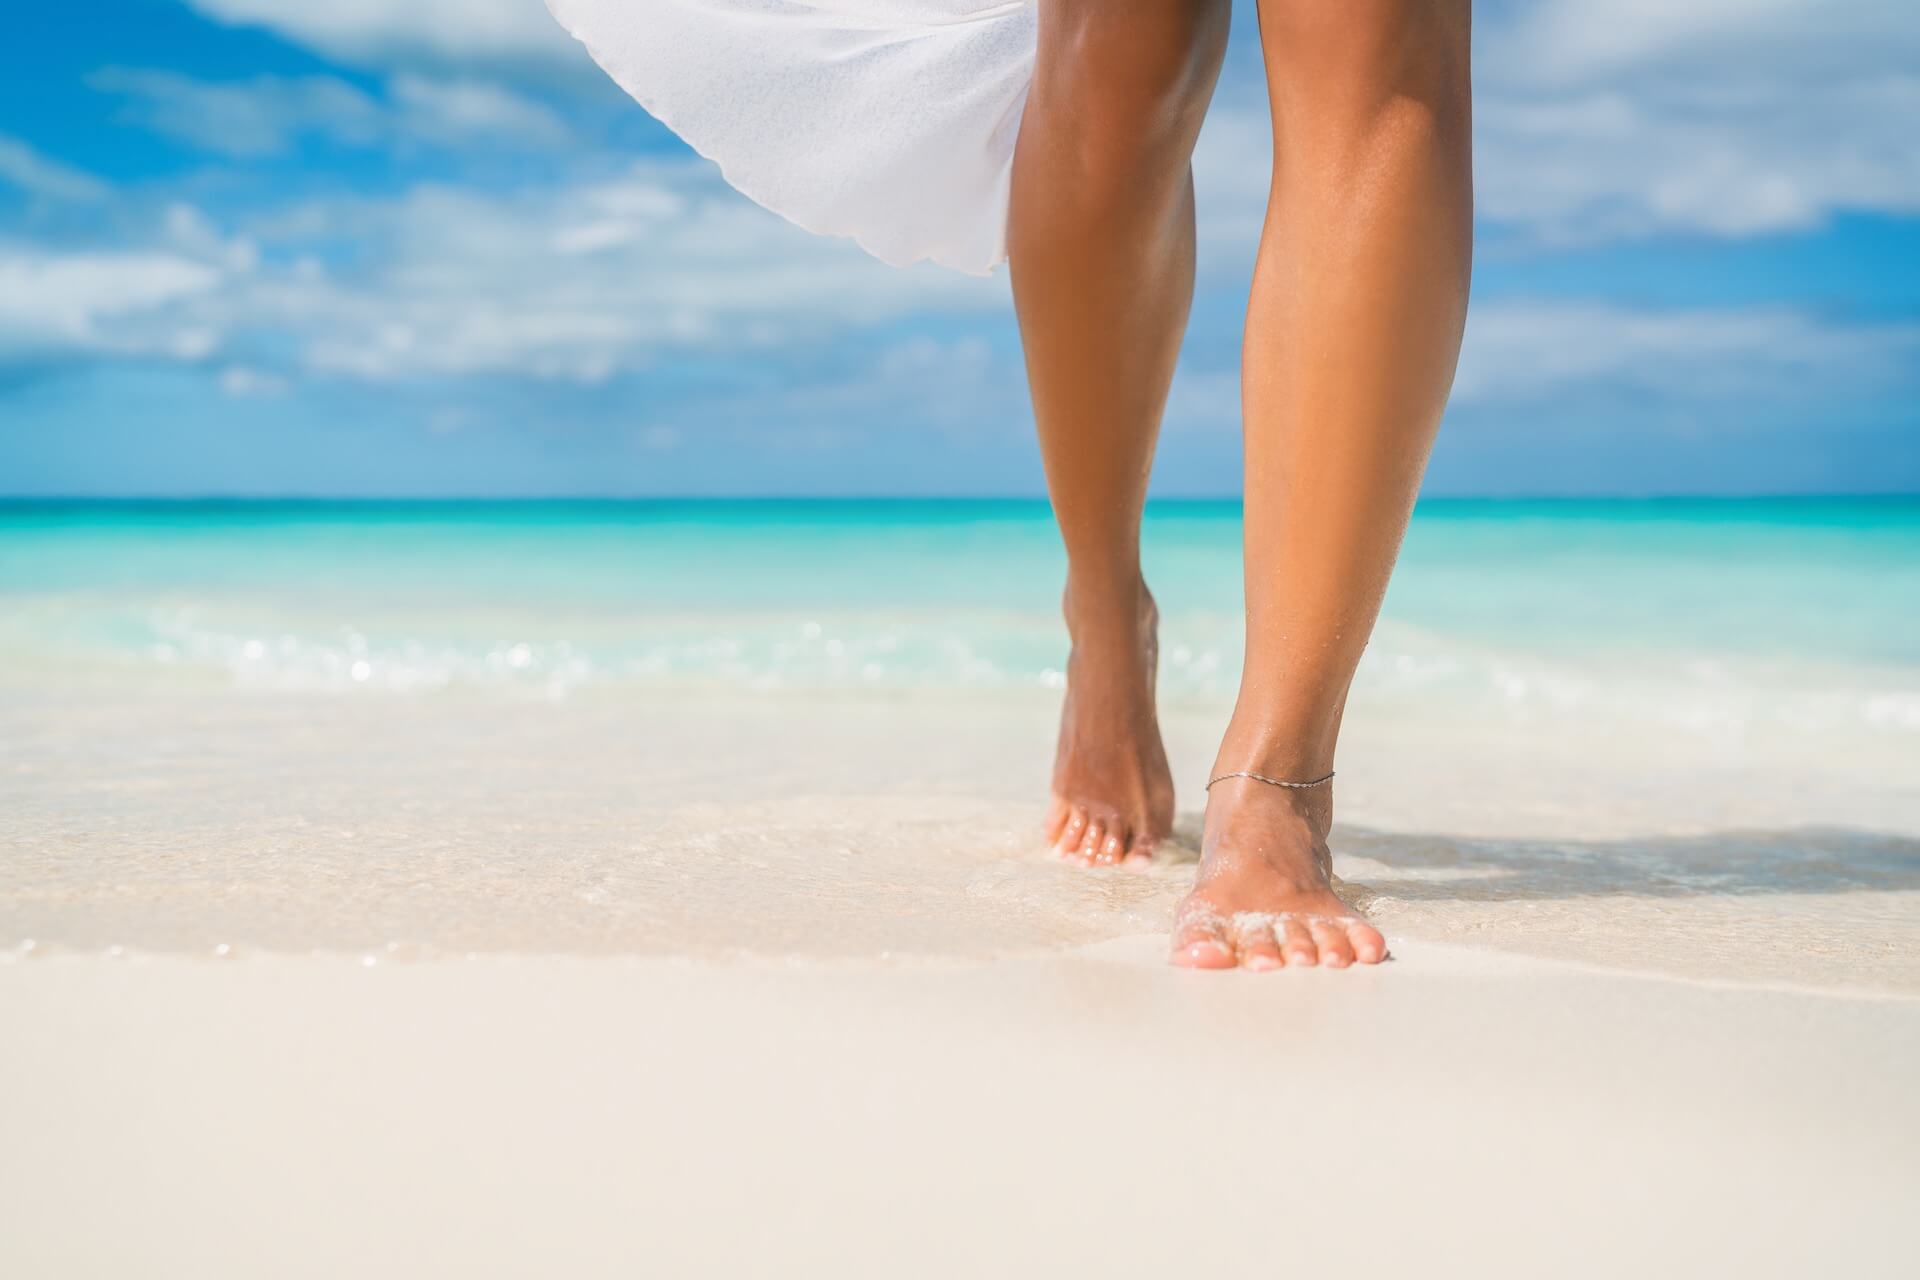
left=3, top=684, right=1918, bottom=1275
left=7, top=685, right=1918, bottom=987
left=3, top=943, right=1916, bottom=1277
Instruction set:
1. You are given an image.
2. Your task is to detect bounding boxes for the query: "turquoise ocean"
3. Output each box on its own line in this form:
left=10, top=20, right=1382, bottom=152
left=2, top=497, right=1916, bottom=717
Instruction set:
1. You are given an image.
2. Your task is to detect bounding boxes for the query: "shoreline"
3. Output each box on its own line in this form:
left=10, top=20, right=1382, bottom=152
left=7, top=685, right=1919, bottom=993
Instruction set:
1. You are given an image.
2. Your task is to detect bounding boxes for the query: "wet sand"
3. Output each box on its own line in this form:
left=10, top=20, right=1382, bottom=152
left=3, top=685, right=1918, bottom=1274
left=6, top=686, right=1918, bottom=988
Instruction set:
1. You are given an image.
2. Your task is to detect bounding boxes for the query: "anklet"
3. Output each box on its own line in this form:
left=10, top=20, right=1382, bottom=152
left=1205, top=769, right=1335, bottom=791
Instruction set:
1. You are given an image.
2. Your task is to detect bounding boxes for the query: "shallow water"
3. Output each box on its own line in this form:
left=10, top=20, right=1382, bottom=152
left=3, top=498, right=1916, bottom=987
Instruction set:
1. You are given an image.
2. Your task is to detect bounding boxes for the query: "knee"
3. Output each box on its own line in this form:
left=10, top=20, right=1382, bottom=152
left=1258, top=0, right=1469, bottom=116
left=1041, top=0, right=1232, bottom=187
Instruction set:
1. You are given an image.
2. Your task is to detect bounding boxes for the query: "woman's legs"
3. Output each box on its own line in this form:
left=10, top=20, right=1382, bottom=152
left=1171, top=0, right=1474, bottom=968
left=1009, top=0, right=1231, bottom=865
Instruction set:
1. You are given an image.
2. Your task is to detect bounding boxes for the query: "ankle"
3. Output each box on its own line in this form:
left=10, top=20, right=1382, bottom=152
left=1061, top=571, right=1155, bottom=641
left=1210, top=712, right=1339, bottom=783
left=1200, top=769, right=1334, bottom=863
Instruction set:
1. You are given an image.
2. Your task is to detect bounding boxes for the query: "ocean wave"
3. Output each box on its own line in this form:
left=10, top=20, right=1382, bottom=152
left=6, top=604, right=1906, bottom=741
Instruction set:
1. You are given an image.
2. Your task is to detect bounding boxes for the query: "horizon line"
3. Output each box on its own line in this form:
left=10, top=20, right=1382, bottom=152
left=2, top=492, right=1918, bottom=505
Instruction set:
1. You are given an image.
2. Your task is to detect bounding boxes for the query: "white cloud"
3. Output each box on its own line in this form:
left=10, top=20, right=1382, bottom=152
left=1453, top=301, right=1920, bottom=404
left=91, top=67, right=573, bottom=158
left=260, top=167, right=1001, bottom=381
left=218, top=365, right=290, bottom=397
left=0, top=160, right=1004, bottom=383
left=90, top=68, right=383, bottom=158
left=388, top=74, right=573, bottom=149
left=1155, top=301, right=1920, bottom=437
left=1475, top=0, right=1920, bottom=240
left=1475, top=74, right=1920, bottom=243
left=182, top=0, right=581, bottom=70
left=1190, top=103, right=1269, bottom=266
left=163, top=203, right=261, bottom=274
left=0, top=249, right=225, bottom=357
left=0, top=135, right=110, bottom=203
left=768, top=335, right=1008, bottom=425
left=623, top=332, right=1032, bottom=456
left=9, top=166, right=1910, bottom=421
left=165, top=1, right=1919, bottom=246
left=1482, top=0, right=1915, bottom=88
left=14, top=0, right=1915, bottom=423
left=1191, top=1, right=1920, bottom=247
left=1164, top=368, right=1242, bottom=433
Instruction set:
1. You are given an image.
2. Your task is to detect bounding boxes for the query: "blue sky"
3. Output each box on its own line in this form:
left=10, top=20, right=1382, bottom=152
left=1, top=0, right=1915, bottom=497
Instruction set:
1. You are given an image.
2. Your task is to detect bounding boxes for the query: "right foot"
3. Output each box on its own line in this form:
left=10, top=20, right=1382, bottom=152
left=1043, top=579, right=1175, bottom=867
left=1169, top=775, right=1387, bottom=970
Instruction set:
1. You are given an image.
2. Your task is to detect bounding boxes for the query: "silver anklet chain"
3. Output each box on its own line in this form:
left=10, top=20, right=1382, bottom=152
left=1205, top=769, right=1335, bottom=791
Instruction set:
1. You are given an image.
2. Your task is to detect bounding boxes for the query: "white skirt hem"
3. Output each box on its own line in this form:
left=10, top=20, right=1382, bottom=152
left=547, top=0, right=1039, bottom=276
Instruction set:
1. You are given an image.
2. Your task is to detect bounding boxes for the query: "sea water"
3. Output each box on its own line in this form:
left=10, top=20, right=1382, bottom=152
left=3, top=498, right=1917, bottom=985
left=3, top=496, right=1916, bottom=693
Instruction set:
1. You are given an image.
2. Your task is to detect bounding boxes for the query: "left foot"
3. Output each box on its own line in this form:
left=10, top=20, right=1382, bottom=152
left=1042, top=579, right=1175, bottom=867
left=1169, top=775, right=1387, bottom=971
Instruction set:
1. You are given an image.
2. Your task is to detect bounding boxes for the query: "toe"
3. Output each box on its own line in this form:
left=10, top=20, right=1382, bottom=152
left=1170, top=908, right=1235, bottom=970
left=1279, top=916, right=1318, bottom=967
left=1121, top=833, right=1157, bottom=869
left=1054, top=807, right=1089, bottom=860
left=1077, top=819, right=1107, bottom=865
left=1042, top=797, right=1071, bottom=846
left=1347, top=919, right=1388, bottom=964
left=1310, top=918, right=1355, bottom=968
left=1096, top=829, right=1126, bottom=866
left=1232, top=917, right=1284, bottom=972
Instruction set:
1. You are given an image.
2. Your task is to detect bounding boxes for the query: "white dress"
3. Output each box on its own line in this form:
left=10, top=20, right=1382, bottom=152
left=546, top=1, right=1038, bottom=276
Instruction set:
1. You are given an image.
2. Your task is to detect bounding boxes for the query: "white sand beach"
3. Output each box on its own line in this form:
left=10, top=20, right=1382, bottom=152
left=3, top=682, right=1918, bottom=1276
left=5, top=941, right=1916, bottom=1278
left=5, top=500, right=1918, bottom=1273
left=3, top=0, right=1917, bottom=1261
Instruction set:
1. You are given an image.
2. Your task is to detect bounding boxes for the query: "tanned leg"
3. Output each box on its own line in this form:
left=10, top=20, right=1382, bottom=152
left=1171, top=0, right=1474, bottom=968
left=1010, top=0, right=1231, bottom=866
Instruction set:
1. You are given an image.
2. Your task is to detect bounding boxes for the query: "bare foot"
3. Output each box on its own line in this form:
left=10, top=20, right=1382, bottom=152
left=1042, top=579, right=1175, bottom=867
left=1169, top=776, right=1387, bottom=970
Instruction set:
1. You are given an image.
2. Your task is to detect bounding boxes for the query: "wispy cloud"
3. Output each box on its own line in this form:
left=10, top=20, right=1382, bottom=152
left=216, top=365, right=290, bottom=398
left=181, top=0, right=582, bottom=71
left=0, top=250, right=223, bottom=358
left=90, top=67, right=573, bottom=158
left=0, top=159, right=1005, bottom=383
left=1475, top=73, right=1920, bottom=243
left=388, top=75, right=574, bottom=149
left=1193, top=0, right=1920, bottom=247
left=90, top=68, right=384, bottom=158
left=1159, top=301, right=1920, bottom=432
left=1476, top=0, right=1920, bottom=241
left=1453, top=301, right=1920, bottom=403
left=1482, top=0, right=1915, bottom=87
left=273, top=165, right=1003, bottom=382
left=0, top=0, right=1911, bottom=497
left=0, top=135, right=111, bottom=203
left=166, top=0, right=1920, bottom=245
